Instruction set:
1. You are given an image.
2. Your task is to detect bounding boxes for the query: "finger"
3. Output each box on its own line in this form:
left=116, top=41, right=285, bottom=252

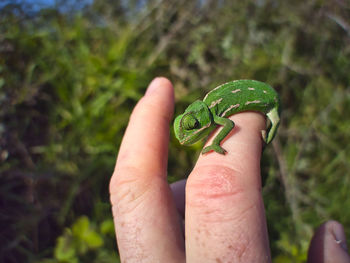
left=308, top=220, right=350, bottom=263
left=170, top=179, right=187, bottom=219
left=186, top=112, right=271, bottom=262
left=110, top=77, right=185, bottom=263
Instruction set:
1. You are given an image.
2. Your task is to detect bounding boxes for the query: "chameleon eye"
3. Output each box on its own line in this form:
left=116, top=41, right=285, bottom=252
left=183, top=114, right=199, bottom=130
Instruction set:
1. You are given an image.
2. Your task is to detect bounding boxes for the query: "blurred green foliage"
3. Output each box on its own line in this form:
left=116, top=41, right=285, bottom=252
left=1, top=0, right=350, bottom=262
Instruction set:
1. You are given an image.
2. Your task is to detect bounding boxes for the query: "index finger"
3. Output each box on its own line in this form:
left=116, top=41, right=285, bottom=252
left=110, top=78, right=185, bottom=262
left=185, top=112, right=271, bottom=262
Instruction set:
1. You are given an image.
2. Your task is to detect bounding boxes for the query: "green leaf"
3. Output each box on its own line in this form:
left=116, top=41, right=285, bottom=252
left=54, top=229, right=76, bottom=261
left=83, top=230, right=104, bottom=248
left=71, top=216, right=104, bottom=249
left=72, top=216, right=90, bottom=238
left=100, top=219, right=115, bottom=235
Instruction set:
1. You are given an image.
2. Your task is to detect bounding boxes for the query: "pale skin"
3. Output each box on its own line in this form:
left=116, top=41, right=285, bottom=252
left=110, top=77, right=350, bottom=263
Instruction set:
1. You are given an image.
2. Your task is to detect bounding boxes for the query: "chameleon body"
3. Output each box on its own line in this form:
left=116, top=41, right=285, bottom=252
left=174, top=80, right=280, bottom=154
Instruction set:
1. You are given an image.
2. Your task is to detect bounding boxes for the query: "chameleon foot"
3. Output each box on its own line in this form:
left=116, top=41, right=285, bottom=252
left=202, top=144, right=227, bottom=155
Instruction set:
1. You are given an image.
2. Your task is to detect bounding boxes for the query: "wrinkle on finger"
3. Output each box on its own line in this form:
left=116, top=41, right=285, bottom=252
left=186, top=165, right=245, bottom=204
left=186, top=165, right=262, bottom=224
left=110, top=166, right=154, bottom=213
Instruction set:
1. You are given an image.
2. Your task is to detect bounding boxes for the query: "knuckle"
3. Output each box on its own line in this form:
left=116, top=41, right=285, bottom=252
left=186, top=165, right=245, bottom=204
left=186, top=165, right=246, bottom=220
left=109, top=166, right=152, bottom=215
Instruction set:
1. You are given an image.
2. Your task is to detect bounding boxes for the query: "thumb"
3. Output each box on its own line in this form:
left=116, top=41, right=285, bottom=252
left=308, top=220, right=350, bottom=263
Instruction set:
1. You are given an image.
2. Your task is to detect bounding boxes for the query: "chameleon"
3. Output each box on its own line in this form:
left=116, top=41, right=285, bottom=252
left=173, top=79, right=281, bottom=154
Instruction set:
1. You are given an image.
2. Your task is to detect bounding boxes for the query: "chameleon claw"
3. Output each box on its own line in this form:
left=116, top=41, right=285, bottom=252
left=202, top=144, right=227, bottom=155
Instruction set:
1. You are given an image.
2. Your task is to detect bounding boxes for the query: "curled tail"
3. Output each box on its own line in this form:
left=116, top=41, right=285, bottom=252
left=263, top=106, right=280, bottom=144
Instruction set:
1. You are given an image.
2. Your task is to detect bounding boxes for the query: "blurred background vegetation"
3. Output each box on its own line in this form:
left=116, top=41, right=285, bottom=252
left=0, top=0, right=350, bottom=262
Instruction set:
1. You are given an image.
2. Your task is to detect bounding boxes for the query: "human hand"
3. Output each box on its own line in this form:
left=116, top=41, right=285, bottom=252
left=109, top=77, right=349, bottom=263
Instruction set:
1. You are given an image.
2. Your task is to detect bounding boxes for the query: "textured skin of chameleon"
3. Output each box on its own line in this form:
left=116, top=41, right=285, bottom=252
left=173, top=80, right=281, bottom=154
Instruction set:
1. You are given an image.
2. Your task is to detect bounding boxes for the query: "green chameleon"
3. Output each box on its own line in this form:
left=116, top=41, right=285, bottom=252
left=174, top=80, right=281, bottom=154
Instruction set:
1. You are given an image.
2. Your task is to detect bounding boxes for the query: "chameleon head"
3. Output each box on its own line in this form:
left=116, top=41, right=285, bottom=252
left=174, top=100, right=213, bottom=145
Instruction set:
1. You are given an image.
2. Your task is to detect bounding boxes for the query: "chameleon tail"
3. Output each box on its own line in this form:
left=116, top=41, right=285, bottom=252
left=265, top=106, right=280, bottom=144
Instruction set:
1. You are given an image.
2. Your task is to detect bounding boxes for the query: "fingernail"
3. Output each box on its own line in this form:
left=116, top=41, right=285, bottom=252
left=331, top=222, right=348, bottom=251
left=145, top=77, right=161, bottom=96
